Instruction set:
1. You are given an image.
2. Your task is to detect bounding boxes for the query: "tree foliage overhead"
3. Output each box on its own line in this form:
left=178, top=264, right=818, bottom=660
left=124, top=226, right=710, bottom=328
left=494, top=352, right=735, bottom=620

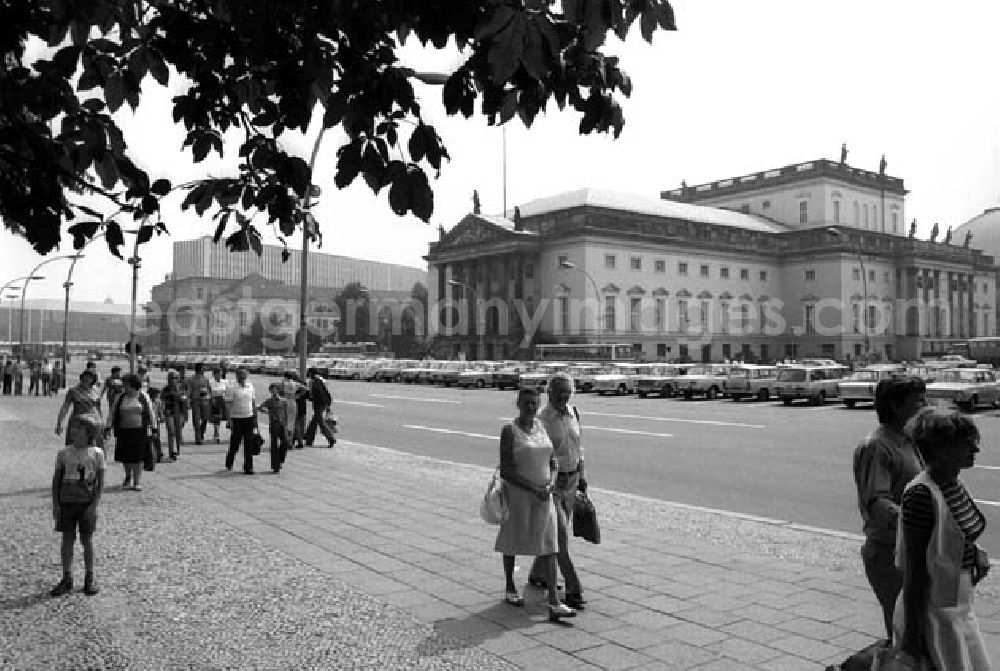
left=1, top=0, right=676, bottom=257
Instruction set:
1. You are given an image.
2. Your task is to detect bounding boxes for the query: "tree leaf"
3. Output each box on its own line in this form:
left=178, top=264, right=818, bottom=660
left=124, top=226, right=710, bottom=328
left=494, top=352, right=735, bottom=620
left=136, top=224, right=154, bottom=245
left=150, top=178, right=171, bottom=196
left=334, top=141, right=362, bottom=189
left=408, top=168, right=433, bottom=222
left=408, top=124, right=427, bottom=163
left=104, top=220, right=124, bottom=259
left=388, top=173, right=409, bottom=216
left=105, top=72, right=124, bottom=113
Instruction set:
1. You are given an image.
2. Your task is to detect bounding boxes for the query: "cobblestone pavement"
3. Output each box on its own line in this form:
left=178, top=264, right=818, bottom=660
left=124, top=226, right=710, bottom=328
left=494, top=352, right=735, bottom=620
left=2, top=388, right=998, bottom=669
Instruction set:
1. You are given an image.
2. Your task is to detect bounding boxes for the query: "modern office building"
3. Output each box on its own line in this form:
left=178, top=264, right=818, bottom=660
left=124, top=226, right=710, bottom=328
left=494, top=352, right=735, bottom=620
left=0, top=298, right=133, bottom=355
left=172, top=236, right=426, bottom=292
left=425, top=158, right=998, bottom=362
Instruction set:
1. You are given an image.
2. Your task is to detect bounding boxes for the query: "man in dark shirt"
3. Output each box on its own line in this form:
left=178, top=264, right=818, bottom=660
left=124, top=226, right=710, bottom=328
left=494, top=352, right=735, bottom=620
left=303, top=368, right=336, bottom=447
left=852, top=376, right=926, bottom=640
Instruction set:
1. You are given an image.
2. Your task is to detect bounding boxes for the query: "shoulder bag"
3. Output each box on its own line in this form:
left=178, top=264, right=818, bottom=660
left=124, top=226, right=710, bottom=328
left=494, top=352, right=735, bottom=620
left=479, top=467, right=508, bottom=525
left=572, top=490, right=601, bottom=544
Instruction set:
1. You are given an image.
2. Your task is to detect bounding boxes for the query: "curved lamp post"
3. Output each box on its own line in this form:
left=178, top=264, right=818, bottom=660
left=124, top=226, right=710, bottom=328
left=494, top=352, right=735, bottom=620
left=826, top=227, right=869, bottom=359
left=447, top=279, right=483, bottom=360
left=559, top=260, right=602, bottom=340
left=3, top=289, right=22, bottom=351
left=19, top=256, right=80, bottom=359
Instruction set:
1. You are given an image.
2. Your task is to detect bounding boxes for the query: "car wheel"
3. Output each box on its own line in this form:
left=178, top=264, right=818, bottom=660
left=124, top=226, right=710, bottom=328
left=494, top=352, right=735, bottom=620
left=844, top=399, right=856, bottom=408
left=706, top=387, right=718, bottom=400
left=757, top=389, right=769, bottom=402
left=617, top=383, right=627, bottom=395
left=583, top=383, right=593, bottom=393
left=782, top=398, right=793, bottom=406
left=663, top=386, right=674, bottom=398
left=683, top=390, right=693, bottom=400
left=476, top=379, right=485, bottom=389
left=638, top=391, right=647, bottom=398
left=597, top=390, right=606, bottom=396
left=731, top=393, right=741, bottom=402
left=813, top=391, right=826, bottom=406
left=959, top=399, right=974, bottom=412
left=394, top=374, right=402, bottom=383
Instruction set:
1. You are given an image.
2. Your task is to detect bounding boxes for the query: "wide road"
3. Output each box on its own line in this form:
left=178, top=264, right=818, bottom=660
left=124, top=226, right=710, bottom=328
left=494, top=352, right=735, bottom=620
left=303, top=377, right=1000, bottom=558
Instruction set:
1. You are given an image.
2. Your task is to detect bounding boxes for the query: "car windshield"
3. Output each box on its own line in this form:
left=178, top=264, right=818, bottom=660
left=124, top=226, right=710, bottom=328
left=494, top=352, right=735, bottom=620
left=940, top=370, right=978, bottom=383
left=850, top=371, right=878, bottom=382
left=777, top=369, right=807, bottom=382
left=730, top=370, right=749, bottom=379
left=688, top=366, right=709, bottom=375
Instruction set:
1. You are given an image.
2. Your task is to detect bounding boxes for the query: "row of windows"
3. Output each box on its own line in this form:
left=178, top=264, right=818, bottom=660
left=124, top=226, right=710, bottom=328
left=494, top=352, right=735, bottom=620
left=564, top=254, right=770, bottom=282
left=800, top=268, right=894, bottom=284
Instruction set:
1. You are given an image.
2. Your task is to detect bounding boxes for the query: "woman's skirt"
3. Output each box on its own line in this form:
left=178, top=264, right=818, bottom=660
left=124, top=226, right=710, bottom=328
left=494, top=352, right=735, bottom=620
left=210, top=396, right=226, bottom=423
left=494, top=482, right=558, bottom=557
left=114, top=427, right=148, bottom=464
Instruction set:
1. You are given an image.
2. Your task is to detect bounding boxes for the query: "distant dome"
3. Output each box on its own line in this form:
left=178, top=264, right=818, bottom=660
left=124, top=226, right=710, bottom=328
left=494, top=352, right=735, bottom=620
left=953, top=207, right=1000, bottom=257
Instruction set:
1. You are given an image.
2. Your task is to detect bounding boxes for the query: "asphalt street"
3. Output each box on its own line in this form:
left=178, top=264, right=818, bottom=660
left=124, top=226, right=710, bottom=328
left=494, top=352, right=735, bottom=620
left=311, top=378, right=1000, bottom=558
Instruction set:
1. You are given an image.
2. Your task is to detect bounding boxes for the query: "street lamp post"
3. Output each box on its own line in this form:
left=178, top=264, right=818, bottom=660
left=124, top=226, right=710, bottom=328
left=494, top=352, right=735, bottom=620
left=447, top=279, right=483, bottom=360
left=19, top=256, right=79, bottom=359
left=559, top=260, right=603, bottom=341
left=4, top=292, right=20, bottom=350
left=826, top=228, right=870, bottom=361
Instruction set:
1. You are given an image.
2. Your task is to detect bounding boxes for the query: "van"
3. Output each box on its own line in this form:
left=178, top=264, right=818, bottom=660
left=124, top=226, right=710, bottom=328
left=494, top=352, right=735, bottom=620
left=774, top=365, right=848, bottom=405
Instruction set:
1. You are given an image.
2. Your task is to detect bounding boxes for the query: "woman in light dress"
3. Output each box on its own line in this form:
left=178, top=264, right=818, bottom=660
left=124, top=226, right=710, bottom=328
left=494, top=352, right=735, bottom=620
left=495, top=387, right=575, bottom=621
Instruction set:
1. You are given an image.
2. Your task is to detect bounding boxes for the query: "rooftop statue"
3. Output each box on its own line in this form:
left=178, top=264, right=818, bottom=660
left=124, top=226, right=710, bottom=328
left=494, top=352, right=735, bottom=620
left=964, top=230, right=974, bottom=248
left=879, top=153, right=887, bottom=176
left=472, top=189, right=481, bottom=215
left=929, top=222, right=939, bottom=243
left=840, top=142, right=848, bottom=164
left=943, top=226, right=953, bottom=245
left=908, top=218, right=917, bottom=238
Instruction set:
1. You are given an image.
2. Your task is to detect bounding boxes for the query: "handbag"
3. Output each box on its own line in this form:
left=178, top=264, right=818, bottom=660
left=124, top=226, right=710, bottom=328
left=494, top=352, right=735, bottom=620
left=479, top=468, right=508, bottom=525
left=250, top=432, right=264, bottom=456
left=324, top=408, right=339, bottom=433
left=572, top=490, right=601, bottom=544
left=143, top=435, right=157, bottom=472
left=870, top=646, right=928, bottom=671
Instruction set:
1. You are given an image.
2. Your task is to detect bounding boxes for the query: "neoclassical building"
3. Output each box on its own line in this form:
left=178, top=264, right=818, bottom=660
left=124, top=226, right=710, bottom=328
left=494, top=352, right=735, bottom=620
left=425, top=158, right=998, bottom=362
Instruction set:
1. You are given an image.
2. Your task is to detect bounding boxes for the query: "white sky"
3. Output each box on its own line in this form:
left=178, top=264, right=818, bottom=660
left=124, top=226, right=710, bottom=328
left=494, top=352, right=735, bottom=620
left=2, top=0, right=998, bottom=306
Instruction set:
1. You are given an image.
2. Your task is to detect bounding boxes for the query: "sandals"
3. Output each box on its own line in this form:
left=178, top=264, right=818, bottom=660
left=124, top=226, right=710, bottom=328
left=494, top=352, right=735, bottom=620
left=504, top=590, right=524, bottom=607
left=548, top=602, right=577, bottom=622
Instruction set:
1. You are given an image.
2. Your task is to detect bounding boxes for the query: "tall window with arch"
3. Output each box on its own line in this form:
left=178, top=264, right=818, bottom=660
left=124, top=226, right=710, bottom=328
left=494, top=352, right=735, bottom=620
left=799, top=201, right=808, bottom=224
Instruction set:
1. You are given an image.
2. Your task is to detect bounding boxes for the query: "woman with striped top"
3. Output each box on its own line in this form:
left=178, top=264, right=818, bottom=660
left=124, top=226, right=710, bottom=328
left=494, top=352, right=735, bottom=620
left=895, top=409, right=991, bottom=670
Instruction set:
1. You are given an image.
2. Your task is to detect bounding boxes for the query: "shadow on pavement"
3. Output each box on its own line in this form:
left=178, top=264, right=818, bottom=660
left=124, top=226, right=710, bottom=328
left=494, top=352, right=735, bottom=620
left=417, top=598, right=572, bottom=655
left=0, top=486, right=51, bottom=500
left=0, top=591, right=50, bottom=613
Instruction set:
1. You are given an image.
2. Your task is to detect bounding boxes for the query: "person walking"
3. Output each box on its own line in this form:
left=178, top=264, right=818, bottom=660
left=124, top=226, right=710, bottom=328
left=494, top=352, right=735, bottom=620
left=51, top=359, right=64, bottom=394
left=186, top=363, right=212, bottom=445
left=13, top=358, right=24, bottom=395
left=279, top=371, right=306, bottom=451
left=224, top=367, right=257, bottom=474
left=258, top=384, right=289, bottom=474
left=527, top=372, right=586, bottom=611
left=55, top=370, right=104, bottom=447
left=28, top=359, right=40, bottom=395
left=853, top=376, right=927, bottom=641
left=40, top=358, right=53, bottom=396
left=291, top=372, right=308, bottom=450
left=303, top=368, right=336, bottom=448
left=2, top=357, right=12, bottom=395
left=208, top=368, right=228, bottom=444
left=102, top=366, right=124, bottom=416
left=895, top=408, right=992, bottom=670
left=495, top=387, right=575, bottom=621
left=106, top=373, right=154, bottom=491
left=159, top=371, right=185, bottom=461
left=50, top=414, right=105, bottom=597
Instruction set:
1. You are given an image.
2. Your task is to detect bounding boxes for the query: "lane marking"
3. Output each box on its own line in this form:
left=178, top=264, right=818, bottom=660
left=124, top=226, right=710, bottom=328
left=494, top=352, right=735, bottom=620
left=403, top=424, right=495, bottom=440
left=330, top=399, right=385, bottom=408
left=493, top=418, right=673, bottom=439
left=369, top=394, right=462, bottom=404
left=974, top=465, right=1000, bottom=471
left=977, top=500, right=1000, bottom=507
left=582, top=410, right=765, bottom=429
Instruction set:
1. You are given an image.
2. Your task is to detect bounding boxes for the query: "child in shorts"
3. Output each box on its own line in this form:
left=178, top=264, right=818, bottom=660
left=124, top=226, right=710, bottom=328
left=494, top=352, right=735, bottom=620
left=51, top=414, right=106, bottom=596
left=257, top=383, right=289, bottom=474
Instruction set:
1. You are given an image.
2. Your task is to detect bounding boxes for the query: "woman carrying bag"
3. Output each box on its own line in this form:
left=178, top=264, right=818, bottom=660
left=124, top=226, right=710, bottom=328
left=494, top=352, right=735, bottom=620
left=106, top=373, right=155, bottom=491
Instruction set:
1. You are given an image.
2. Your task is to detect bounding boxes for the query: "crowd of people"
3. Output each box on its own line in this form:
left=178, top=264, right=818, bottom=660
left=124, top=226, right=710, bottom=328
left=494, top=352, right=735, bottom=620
left=37, top=358, right=338, bottom=597
left=1, top=356, right=65, bottom=396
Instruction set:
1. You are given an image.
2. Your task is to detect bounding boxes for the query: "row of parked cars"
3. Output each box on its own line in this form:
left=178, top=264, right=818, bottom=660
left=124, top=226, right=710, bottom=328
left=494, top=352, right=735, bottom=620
left=153, top=353, right=995, bottom=411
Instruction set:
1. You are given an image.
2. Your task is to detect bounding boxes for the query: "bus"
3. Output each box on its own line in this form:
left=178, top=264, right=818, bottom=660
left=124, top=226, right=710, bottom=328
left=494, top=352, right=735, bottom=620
left=920, top=338, right=970, bottom=359
left=533, top=343, right=637, bottom=362
left=967, top=337, right=1000, bottom=366
left=319, top=342, right=380, bottom=357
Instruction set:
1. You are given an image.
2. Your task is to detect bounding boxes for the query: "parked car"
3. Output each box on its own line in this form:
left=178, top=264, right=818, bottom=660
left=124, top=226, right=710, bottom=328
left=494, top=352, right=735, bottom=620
left=518, top=363, right=568, bottom=391
left=377, top=359, right=418, bottom=383
left=774, top=364, right=848, bottom=405
left=723, top=365, right=779, bottom=402
left=436, top=361, right=472, bottom=386
left=636, top=364, right=695, bottom=398
left=457, top=362, right=505, bottom=388
left=565, top=364, right=606, bottom=393
left=677, top=364, right=736, bottom=400
left=837, top=365, right=907, bottom=408
left=262, top=356, right=286, bottom=375
left=925, top=367, right=1000, bottom=412
left=593, top=364, right=643, bottom=395
left=494, top=362, right=537, bottom=390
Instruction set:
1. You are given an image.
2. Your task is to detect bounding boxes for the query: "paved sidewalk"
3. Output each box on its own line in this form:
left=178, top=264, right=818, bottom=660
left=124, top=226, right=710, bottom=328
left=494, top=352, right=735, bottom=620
left=3, top=390, right=999, bottom=669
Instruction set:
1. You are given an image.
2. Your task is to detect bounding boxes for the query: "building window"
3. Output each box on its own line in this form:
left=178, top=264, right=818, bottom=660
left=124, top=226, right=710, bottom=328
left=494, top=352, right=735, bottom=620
left=869, top=270, right=876, bottom=282
left=557, top=254, right=568, bottom=268
left=524, top=263, right=534, bottom=279
left=833, top=200, right=841, bottom=224
left=760, top=343, right=769, bottom=361
left=854, top=202, right=860, bottom=224
left=759, top=270, right=767, bottom=282
left=785, top=343, right=798, bottom=359
left=762, top=200, right=771, bottom=210
left=559, top=297, right=570, bottom=332
left=804, top=304, right=815, bottom=334
left=853, top=304, right=860, bottom=333
left=821, top=343, right=836, bottom=358
left=678, top=262, right=688, bottom=276
left=678, top=300, right=689, bottom=330
left=872, top=206, right=878, bottom=228
left=699, top=265, right=709, bottom=278
left=740, top=204, right=750, bottom=214
left=739, top=304, right=749, bottom=330
left=699, top=301, right=709, bottom=329
left=196, top=288, right=204, bottom=300
left=679, top=344, right=688, bottom=360
left=867, top=305, right=877, bottom=330
left=804, top=269, right=816, bottom=281
left=720, top=266, right=729, bottom=279
left=722, top=343, right=732, bottom=359
left=630, top=256, right=642, bottom=271
left=630, top=297, right=641, bottom=331
left=654, top=259, right=666, bottom=273
left=852, top=267, right=861, bottom=281
left=885, top=271, right=891, bottom=284
left=891, top=211, right=898, bottom=233
left=863, top=204, right=869, bottom=228
left=656, top=297, right=666, bottom=330
left=740, top=268, right=749, bottom=281
left=656, top=343, right=667, bottom=358
left=604, top=296, right=615, bottom=331
left=799, top=201, right=808, bottom=224
left=854, top=343, right=863, bottom=358
left=604, top=254, right=616, bottom=269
